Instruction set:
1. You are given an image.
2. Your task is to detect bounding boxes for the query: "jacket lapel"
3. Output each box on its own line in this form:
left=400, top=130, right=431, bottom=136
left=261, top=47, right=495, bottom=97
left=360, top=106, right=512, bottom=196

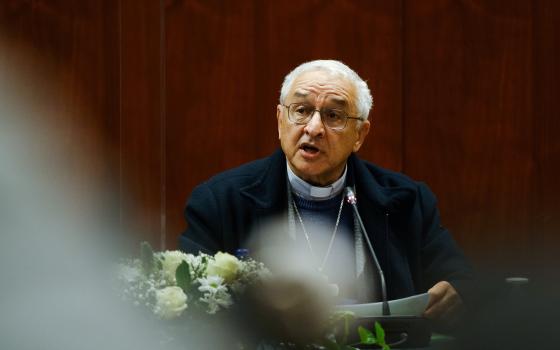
left=238, top=149, right=289, bottom=241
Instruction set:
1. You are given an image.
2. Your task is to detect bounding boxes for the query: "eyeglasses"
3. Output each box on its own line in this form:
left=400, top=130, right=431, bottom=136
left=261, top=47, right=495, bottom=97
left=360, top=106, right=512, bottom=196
left=282, top=103, right=362, bottom=131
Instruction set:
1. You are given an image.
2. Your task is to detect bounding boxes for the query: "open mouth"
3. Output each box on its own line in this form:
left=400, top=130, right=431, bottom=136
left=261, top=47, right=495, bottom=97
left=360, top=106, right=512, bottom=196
left=300, top=143, right=319, bottom=154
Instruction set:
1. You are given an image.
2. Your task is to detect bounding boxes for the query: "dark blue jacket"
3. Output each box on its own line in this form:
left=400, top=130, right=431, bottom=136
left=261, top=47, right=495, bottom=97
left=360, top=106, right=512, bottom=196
left=180, top=149, right=472, bottom=300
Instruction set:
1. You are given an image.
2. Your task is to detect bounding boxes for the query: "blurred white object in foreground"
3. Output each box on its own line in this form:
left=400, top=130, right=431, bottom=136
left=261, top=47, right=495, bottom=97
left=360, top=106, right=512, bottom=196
left=0, top=43, right=223, bottom=350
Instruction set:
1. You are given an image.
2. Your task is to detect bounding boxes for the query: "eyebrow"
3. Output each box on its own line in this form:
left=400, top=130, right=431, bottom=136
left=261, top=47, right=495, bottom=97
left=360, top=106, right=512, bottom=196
left=326, top=97, right=348, bottom=107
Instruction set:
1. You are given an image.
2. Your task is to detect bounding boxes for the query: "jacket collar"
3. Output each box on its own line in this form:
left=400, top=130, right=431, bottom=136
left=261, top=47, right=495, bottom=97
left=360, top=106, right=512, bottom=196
left=239, top=149, right=288, bottom=210
left=348, top=153, right=416, bottom=214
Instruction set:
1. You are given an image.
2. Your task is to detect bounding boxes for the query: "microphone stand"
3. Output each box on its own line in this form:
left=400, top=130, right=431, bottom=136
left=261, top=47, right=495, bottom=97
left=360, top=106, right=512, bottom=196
left=345, top=187, right=391, bottom=316
left=344, top=187, right=432, bottom=348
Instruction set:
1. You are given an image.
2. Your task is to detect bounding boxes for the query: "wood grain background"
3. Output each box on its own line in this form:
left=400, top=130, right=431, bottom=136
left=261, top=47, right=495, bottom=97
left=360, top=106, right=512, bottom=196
left=1, top=0, right=558, bottom=272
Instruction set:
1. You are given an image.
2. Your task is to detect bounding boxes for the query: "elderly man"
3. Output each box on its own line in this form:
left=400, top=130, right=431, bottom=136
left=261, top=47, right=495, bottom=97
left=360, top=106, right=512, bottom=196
left=179, top=60, right=471, bottom=322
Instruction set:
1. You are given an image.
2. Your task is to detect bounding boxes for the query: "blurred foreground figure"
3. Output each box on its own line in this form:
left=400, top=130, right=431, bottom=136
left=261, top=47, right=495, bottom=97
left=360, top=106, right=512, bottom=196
left=180, top=60, right=473, bottom=327
left=0, top=43, right=230, bottom=350
left=237, top=221, right=338, bottom=344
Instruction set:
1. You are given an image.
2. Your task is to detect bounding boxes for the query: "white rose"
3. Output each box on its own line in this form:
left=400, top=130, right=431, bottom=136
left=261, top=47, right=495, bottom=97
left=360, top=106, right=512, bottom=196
left=154, top=286, right=188, bottom=319
left=159, top=250, right=190, bottom=283
left=206, top=252, right=241, bottom=283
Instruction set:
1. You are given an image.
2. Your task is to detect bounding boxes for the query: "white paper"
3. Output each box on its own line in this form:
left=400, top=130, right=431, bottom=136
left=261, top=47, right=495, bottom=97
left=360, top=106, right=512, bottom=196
left=334, top=293, right=430, bottom=317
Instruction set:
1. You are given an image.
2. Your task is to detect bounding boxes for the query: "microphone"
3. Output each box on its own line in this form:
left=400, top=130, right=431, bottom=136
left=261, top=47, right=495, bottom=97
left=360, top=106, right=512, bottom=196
left=344, top=186, right=431, bottom=348
left=345, top=187, right=390, bottom=316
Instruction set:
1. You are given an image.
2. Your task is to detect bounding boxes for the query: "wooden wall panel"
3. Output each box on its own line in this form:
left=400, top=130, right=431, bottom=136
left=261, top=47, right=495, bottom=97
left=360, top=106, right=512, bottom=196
left=165, top=0, right=259, bottom=248
left=120, top=0, right=165, bottom=249
left=164, top=0, right=403, bottom=248
left=532, top=0, right=560, bottom=266
left=402, top=0, right=555, bottom=270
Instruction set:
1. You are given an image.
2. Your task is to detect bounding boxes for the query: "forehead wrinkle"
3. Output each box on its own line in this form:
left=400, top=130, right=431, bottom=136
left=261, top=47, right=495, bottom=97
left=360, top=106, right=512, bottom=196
left=292, top=91, right=311, bottom=99
left=291, top=85, right=350, bottom=101
left=288, top=73, right=356, bottom=111
left=289, top=91, right=351, bottom=111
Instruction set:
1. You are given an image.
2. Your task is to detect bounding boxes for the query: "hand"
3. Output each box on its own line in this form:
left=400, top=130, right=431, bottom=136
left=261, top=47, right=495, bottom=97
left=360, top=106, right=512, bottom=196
left=423, top=281, right=464, bottom=323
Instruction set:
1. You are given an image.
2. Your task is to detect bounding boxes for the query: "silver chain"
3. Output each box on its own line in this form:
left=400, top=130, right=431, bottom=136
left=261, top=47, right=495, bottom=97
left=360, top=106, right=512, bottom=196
left=292, top=196, right=345, bottom=272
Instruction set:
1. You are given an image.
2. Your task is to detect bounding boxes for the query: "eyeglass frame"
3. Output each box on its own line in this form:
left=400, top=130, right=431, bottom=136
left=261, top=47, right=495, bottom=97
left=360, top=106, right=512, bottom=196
left=281, top=102, right=363, bottom=131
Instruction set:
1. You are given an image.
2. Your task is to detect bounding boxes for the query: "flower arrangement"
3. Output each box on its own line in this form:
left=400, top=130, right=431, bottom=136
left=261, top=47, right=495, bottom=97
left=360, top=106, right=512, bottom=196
left=117, top=242, right=270, bottom=319
left=117, top=242, right=390, bottom=349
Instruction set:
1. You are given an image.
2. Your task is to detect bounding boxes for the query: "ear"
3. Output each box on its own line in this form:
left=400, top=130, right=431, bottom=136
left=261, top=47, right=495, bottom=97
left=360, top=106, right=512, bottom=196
left=277, top=104, right=283, bottom=140
left=352, top=120, right=370, bottom=152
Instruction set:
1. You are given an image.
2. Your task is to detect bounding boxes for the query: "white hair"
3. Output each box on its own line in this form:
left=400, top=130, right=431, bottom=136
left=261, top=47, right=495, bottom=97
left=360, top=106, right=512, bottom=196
left=279, top=59, right=373, bottom=121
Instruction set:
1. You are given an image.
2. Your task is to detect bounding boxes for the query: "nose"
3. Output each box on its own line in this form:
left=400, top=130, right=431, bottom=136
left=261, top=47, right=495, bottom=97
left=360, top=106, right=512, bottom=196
left=303, top=110, right=325, bottom=138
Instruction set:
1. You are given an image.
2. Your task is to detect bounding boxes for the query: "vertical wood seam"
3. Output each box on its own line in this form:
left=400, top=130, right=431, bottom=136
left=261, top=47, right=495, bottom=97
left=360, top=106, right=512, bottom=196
left=160, top=0, right=167, bottom=250
left=118, top=0, right=123, bottom=231
left=400, top=0, right=406, bottom=173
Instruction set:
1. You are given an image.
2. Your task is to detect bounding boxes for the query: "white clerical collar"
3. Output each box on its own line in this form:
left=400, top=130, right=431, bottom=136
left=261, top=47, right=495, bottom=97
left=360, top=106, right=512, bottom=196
left=287, top=162, right=347, bottom=201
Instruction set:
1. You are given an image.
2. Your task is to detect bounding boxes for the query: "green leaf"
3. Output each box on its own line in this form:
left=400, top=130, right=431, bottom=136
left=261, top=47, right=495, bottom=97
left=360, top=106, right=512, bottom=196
left=374, top=321, right=386, bottom=344
left=358, top=326, right=376, bottom=345
left=373, top=322, right=390, bottom=350
left=175, top=260, right=192, bottom=292
left=140, top=241, right=154, bottom=273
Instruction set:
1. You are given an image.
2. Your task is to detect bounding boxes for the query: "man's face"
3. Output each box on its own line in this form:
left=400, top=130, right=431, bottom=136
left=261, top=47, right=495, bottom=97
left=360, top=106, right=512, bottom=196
left=277, top=70, right=370, bottom=186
